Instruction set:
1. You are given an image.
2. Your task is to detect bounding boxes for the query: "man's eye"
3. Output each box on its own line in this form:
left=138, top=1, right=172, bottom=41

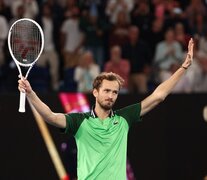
left=105, top=89, right=109, bottom=92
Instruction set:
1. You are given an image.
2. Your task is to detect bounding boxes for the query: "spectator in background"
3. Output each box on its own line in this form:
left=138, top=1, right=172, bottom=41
left=193, top=34, right=207, bottom=92
left=36, top=3, right=60, bottom=91
left=130, top=0, right=153, bottom=41
left=63, top=0, right=78, bottom=19
left=174, top=36, right=207, bottom=93
left=104, top=45, right=130, bottom=93
left=43, top=0, right=65, bottom=59
left=108, top=10, right=129, bottom=48
left=161, top=28, right=206, bottom=94
left=0, top=15, right=8, bottom=67
left=105, top=0, right=133, bottom=25
left=148, top=18, right=164, bottom=56
left=79, top=0, right=106, bottom=20
left=174, top=22, right=191, bottom=51
left=198, top=33, right=207, bottom=56
left=0, top=14, right=8, bottom=91
left=151, top=0, right=165, bottom=20
left=10, top=0, right=39, bottom=19
left=60, top=7, right=84, bottom=69
left=191, top=13, right=207, bottom=37
left=79, top=7, right=106, bottom=69
left=122, top=25, right=151, bottom=93
left=0, top=0, right=11, bottom=21
left=154, top=28, right=183, bottom=83
left=4, top=4, right=25, bottom=92
left=9, top=4, right=25, bottom=25
left=163, top=5, right=189, bottom=33
left=74, top=51, right=100, bottom=93
left=185, top=0, right=207, bottom=31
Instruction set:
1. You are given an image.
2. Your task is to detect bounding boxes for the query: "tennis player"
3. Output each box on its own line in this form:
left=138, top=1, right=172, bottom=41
left=18, top=38, right=194, bottom=179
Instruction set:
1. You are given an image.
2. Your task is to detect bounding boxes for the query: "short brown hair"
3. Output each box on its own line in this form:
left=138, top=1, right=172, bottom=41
left=93, top=72, right=124, bottom=90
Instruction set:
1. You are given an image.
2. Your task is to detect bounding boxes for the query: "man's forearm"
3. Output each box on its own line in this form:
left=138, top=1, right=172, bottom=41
left=27, top=91, right=55, bottom=123
left=154, top=66, right=187, bottom=99
left=140, top=38, right=193, bottom=116
left=26, top=90, right=66, bottom=128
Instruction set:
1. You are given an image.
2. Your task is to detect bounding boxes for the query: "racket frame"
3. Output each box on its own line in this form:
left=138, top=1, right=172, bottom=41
left=8, top=18, right=44, bottom=112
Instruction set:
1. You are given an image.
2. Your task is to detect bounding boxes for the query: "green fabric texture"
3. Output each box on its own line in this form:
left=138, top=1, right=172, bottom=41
left=64, top=103, right=141, bottom=180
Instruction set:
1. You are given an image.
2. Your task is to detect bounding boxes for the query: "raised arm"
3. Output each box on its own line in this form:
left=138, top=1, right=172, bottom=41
left=18, top=79, right=66, bottom=128
left=140, top=38, right=194, bottom=116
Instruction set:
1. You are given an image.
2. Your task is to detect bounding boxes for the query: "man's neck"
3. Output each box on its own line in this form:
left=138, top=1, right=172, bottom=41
left=94, top=104, right=111, bottom=120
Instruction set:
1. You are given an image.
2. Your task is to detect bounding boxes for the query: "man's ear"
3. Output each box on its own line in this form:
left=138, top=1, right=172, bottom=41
left=93, top=88, right=98, bottom=98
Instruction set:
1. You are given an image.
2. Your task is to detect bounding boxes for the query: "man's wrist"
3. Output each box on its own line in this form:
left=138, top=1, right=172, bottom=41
left=181, top=65, right=188, bottom=70
left=27, top=90, right=35, bottom=98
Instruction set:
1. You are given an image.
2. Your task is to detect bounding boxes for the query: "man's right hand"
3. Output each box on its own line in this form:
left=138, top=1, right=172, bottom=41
left=18, top=77, right=33, bottom=95
left=18, top=77, right=67, bottom=128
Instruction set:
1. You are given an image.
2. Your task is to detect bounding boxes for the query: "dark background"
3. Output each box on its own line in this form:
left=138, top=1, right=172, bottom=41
left=0, top=93, right=207, bottom=180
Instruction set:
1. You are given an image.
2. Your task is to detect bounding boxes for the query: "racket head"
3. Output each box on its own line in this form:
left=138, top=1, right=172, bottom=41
left=8, top=18, right=44, bottom=67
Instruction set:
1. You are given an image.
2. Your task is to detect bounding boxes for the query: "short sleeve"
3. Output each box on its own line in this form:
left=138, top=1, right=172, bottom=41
left=61, top=113, right=86, bottom=136
left=115, top=103, right=142, bottom=127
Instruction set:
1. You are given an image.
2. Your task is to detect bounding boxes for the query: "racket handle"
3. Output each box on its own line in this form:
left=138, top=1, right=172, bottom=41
left=19, top=91, right=26, bottom=113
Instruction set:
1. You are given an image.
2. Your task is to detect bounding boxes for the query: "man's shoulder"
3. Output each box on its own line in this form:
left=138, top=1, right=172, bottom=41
left=115, top=103, right=141, bottom=115
left=65, top=111, right=91, bottom=121
left=64, top=112, right=91, bottom=135
left=115, top=103, right=142, bottom=125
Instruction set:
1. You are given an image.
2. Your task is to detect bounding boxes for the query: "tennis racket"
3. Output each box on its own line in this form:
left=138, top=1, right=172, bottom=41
left=8, top=18, right=44, bottom=113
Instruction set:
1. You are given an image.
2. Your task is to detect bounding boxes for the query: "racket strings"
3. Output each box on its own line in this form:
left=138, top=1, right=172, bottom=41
left=10, top=20, right=42, bottom=65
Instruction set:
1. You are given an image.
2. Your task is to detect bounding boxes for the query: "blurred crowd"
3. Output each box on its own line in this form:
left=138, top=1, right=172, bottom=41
left=0, top=0, right=207, bottom=94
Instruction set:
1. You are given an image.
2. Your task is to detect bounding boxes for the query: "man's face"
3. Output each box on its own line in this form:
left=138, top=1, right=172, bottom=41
left=93, top=80, right=119, bottom=110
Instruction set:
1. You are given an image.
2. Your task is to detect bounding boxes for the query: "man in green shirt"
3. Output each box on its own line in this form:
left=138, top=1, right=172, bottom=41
left=18, top=39, right=194, bottom=179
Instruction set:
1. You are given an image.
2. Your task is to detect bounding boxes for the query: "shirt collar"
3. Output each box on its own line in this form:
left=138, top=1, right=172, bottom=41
left=90, top=106, right=115, bottom=118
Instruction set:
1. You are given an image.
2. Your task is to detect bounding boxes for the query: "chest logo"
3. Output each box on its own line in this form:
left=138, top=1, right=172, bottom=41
left=113, top=121, right=119, bottom=125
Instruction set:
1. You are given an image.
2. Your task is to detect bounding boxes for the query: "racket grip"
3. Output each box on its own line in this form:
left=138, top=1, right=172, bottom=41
left=19, top=91, right=26, bottom=113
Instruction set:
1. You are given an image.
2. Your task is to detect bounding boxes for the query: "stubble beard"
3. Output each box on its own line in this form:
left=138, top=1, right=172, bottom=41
left=97, top=99, right=115, bottom=111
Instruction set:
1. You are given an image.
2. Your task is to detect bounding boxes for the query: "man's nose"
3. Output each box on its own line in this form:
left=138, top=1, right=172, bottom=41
left=108, top=92, right=114, bottom=99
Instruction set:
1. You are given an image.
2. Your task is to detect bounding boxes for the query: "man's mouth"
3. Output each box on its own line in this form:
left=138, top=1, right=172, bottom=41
left=106, top=99, right=113, bottom=103
left=106, top=99, right=113, bottom=102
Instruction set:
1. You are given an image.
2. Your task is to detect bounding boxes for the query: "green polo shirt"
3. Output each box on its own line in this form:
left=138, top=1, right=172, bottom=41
left=64, top=103, right=141, bottom=180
